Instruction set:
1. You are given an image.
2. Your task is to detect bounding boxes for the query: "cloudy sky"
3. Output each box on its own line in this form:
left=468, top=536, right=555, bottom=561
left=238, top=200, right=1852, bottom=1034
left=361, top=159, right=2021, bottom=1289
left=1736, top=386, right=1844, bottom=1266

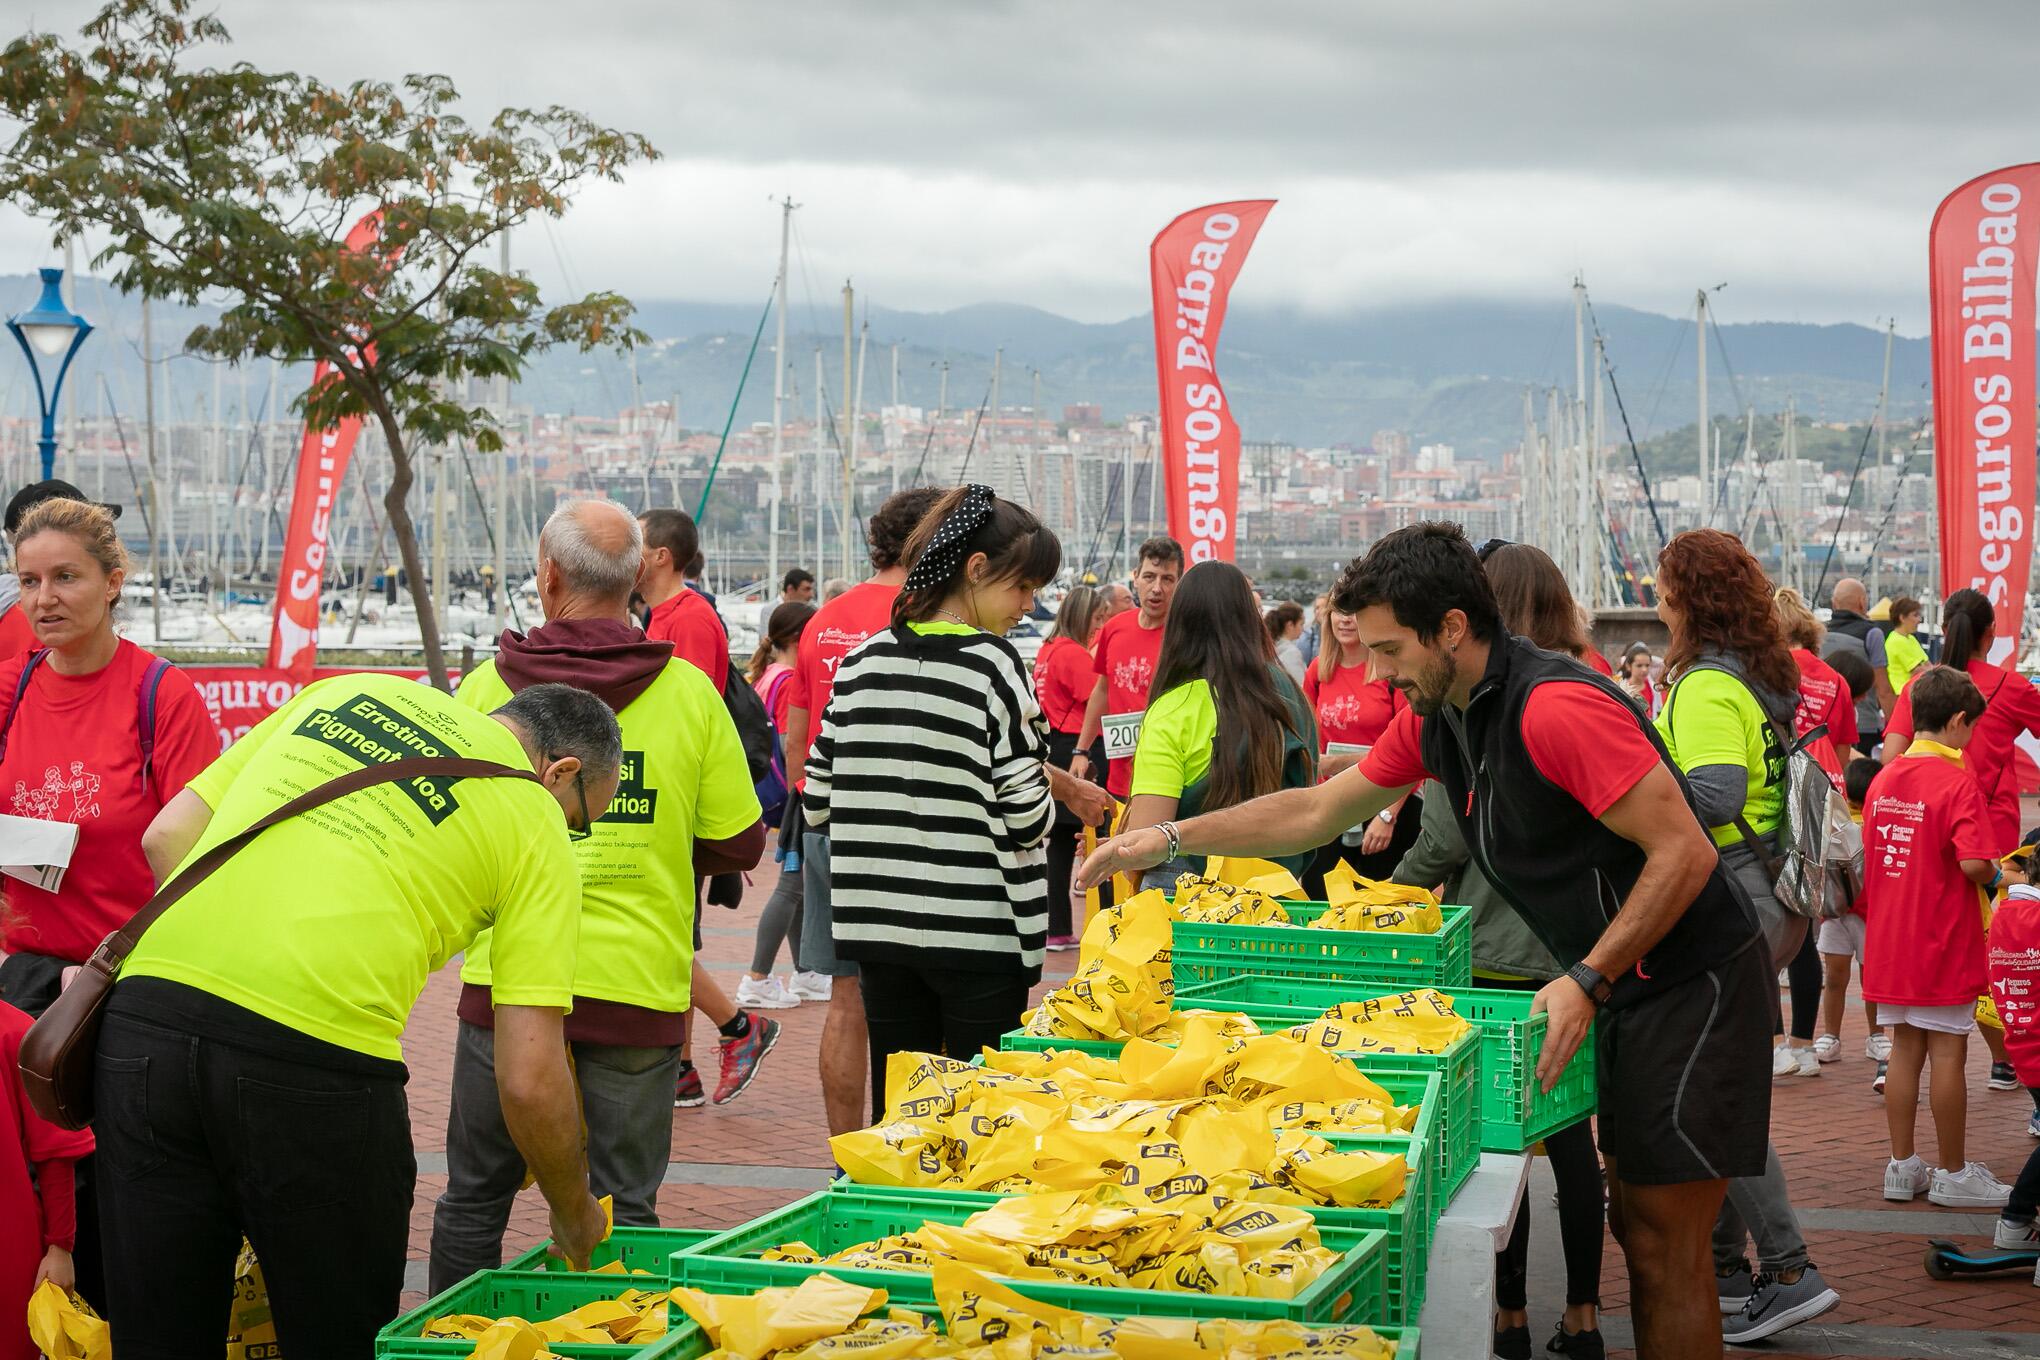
left=5, top=0, right=2035, bottom=333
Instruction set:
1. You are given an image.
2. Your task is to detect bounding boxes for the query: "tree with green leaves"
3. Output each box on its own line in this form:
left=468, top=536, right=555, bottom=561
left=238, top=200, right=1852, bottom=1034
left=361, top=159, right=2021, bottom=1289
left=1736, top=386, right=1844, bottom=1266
left=0, top=0, right=657, bottom=689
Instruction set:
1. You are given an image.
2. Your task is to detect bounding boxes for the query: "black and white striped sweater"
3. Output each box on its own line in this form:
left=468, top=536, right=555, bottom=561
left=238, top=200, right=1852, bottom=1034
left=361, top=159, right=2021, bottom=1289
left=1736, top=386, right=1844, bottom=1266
left=803, top=623, right=1053, bottom=978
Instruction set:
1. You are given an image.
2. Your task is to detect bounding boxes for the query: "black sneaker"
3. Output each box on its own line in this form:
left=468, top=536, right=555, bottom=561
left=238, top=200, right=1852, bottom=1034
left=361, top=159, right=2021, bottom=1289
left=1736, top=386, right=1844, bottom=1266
left=1546, top=1323, right=1604, bottom=1359
left=1722, top=1265, right=1839, bottom=1344
left=1494, top=1323, right=1531, bottom=1359
left=1990, top=1061, right=2020, bottom=1092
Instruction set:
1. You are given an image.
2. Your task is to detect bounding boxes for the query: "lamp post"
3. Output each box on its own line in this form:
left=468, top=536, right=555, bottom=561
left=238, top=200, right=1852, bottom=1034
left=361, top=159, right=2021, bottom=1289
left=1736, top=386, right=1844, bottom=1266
left=7, top=267, right=93, bottom=481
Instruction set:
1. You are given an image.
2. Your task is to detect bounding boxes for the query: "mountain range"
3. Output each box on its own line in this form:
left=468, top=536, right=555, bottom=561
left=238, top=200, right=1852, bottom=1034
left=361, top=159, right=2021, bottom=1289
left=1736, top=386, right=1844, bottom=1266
left=0, top=272, right=1931, bottom=456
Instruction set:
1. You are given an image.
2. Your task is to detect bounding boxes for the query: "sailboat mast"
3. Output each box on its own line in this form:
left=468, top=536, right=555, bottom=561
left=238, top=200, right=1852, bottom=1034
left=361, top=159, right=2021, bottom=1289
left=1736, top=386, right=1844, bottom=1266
left=841, top=282, right=855, bottom=581
left=1695, top=288, right=1709, bottom=525
left=494, top=230, right=511, bottom=635
left=1571, top=276, right=1589, bottom=600
left=1591, top=334, right=1607, bottom=607
left=141, top=293, right=163, bottom=641
left=768, top=197, right=792, bottom=589
left=847, top=318, right=868, bottom=582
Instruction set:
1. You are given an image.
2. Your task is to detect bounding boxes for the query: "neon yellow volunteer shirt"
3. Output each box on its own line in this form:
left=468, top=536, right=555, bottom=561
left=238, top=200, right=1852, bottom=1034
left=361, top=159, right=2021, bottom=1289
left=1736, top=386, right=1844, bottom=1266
left=1129, top=679, right=1216, bottom=800
left=1655, top=667, right=1784, bottom=848
left=1886, top=631, right=1928, bottom=696
left=122, top=673, right=582, bottom=1061
left=455, top=657, right=761, bottom=1013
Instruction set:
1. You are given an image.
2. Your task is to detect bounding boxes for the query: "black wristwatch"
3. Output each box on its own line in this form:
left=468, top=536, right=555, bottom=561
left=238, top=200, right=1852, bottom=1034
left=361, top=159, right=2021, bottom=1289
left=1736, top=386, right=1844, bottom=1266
left=1567, top=962, right=1613, bottom=1008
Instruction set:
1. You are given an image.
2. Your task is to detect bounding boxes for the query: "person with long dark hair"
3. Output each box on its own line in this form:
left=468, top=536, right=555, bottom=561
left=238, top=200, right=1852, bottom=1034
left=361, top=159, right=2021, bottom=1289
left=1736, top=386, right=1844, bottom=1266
left=1034, top=585, right=1108, bottom=949
left=1121, top=561, right=1317, bottom=886
left=1392, top=541, right=1605, bottom=1357
left=1299, top=599, right=1415, bottom=894
left=1655, top=529, right=1838, bottom=1342
left=805, top=485, right=1067, bottom=1115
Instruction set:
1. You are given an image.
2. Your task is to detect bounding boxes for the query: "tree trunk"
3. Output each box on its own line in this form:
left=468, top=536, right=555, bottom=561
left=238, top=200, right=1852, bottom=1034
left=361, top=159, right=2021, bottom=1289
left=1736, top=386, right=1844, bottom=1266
left=372, top=408, right=452, bottom=692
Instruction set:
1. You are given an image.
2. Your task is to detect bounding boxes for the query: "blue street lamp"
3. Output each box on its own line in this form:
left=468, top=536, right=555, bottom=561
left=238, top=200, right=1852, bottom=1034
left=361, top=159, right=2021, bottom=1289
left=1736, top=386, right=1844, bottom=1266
left=7, top=267, right=93, bottom=481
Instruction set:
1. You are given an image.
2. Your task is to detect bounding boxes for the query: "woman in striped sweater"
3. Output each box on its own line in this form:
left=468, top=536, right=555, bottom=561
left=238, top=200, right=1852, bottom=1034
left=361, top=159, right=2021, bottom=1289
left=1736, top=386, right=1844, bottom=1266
left=804, top=484, right=1062, bottom=1115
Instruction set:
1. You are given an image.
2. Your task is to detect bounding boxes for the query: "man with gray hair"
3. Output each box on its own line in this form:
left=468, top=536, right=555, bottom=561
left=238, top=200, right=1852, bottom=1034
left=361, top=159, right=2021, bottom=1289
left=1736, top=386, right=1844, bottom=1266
left=428, top=499, right=766, bottom=1290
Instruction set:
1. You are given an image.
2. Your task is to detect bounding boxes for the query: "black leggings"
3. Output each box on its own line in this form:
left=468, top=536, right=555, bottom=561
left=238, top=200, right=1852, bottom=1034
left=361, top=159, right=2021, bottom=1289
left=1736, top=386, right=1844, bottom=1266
left=1488, top=978, right=1604, bottom=1311
left=1786, top=929, right=1822, bottom=1042
left=2009, top=1088, right=2040, bottom=1222
left=859, top=959, right=1032, bottom=1122
left=1046, top=825, right=1078, bottom=937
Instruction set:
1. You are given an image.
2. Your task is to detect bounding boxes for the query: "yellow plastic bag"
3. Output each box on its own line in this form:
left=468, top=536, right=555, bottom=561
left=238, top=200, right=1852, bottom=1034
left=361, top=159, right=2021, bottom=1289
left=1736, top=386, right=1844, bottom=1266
left=1270, top=1129, right=1409, bottom=1207
left=1021, top=891, right=1175, bottom=1040
left=1201, top=857, right=1306, bottom=900
left=672, top=1272, right=890, bottom=1360
left=1286, top=989, right=1473, bottom=1055
left=1314, top=865, right=1443, bottom=933
left=26, top=1281, right=109, bottom=1360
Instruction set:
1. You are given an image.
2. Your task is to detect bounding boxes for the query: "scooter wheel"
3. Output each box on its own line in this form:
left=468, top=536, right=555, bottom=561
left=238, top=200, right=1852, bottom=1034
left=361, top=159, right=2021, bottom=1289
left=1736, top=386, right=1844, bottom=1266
left=1923, top=1246, right=1957, bottom=1281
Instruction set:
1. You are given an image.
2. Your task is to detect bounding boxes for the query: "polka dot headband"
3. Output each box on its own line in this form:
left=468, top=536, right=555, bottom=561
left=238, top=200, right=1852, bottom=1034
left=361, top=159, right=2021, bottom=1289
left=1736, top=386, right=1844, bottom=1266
left=903, top=482, right=998, bottom=593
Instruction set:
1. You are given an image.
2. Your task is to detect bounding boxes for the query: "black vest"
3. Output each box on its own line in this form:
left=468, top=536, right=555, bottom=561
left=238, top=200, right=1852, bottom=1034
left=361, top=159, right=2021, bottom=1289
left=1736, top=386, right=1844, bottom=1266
left=1419, top=635, right=1760, bottom=1008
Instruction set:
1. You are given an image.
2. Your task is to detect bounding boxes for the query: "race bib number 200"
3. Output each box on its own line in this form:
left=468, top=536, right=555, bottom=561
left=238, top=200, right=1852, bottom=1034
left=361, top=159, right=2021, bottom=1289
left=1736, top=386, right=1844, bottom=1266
left=1102, top=711, right=1144, bottom=761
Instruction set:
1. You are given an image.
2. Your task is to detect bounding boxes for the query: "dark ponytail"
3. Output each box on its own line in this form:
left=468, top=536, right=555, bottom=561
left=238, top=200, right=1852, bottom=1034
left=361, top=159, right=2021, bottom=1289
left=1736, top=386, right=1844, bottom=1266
left=1941, top=588, right=1994, bottom=671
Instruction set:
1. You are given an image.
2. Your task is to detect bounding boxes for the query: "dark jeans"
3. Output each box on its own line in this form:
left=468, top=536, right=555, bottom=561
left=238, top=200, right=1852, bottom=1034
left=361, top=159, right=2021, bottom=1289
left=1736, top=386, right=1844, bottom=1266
left=858, top=959, right=1032, bottom=1122
left=93, top=1005, right=413, bottom=1359
left=429, top=1020, right=682, bottom=1294
left=1787, top=928, right=1822, bottom=1042
left=2010, top=1088, right=2040, bottom=1222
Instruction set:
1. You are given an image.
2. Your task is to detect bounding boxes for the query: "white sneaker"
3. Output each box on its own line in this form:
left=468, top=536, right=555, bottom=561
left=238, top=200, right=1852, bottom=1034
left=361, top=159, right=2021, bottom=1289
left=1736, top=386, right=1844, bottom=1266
left=1866, top=1031, right=1892, bottom=1062
left=1772, top=1045, right=1820, bottom=1079
left=1994, top=1216, right=2040, bottom=1250
left=1811, top=1034, right=1841, bottom=1064
left=1929, top=1162, right=2013, bottom=1209
left=733, top=975, right=799, bottom=1010
left=1884, top=1155, right=1931, bottom=1201
left=788, top=970, right=833, bottom=1002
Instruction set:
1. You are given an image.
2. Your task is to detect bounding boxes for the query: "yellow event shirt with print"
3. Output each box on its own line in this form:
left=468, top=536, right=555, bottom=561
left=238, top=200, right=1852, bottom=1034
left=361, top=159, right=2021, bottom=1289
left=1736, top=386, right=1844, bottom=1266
left=121, top=673, right=583, bottom=1061
left=1129, top=679, right=1217, bottom=799
left=1656, top=667, right=1784, bottom=848
left=454, top=657, right=761, bottom=1014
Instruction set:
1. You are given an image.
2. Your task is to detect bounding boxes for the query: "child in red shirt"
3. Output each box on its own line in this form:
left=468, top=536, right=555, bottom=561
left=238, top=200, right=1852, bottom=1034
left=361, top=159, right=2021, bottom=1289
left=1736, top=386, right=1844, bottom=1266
left=1987, top=839, right=2040, bottom=1265
left=2, top=1000, right=93, bottom=1360
left=1862, top=666, right=2011, bottom=1208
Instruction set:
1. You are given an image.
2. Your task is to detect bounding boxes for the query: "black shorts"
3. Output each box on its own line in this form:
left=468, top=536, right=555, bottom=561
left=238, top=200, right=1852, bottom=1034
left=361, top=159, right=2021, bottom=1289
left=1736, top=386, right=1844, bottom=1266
left=1596, top=943, right=1772, bottom=1185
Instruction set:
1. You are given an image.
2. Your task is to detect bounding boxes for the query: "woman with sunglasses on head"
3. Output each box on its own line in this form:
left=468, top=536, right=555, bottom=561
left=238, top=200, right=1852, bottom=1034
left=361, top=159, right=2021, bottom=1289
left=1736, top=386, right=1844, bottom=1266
left=804, top=485, right=1065, bottom=1116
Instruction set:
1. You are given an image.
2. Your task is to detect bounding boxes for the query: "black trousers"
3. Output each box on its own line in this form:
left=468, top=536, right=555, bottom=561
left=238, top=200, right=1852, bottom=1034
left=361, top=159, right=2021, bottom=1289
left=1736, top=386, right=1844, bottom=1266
left=858, top=958, right=1032, bottom=1121
left=93, top=1006, right=415, bottom=1359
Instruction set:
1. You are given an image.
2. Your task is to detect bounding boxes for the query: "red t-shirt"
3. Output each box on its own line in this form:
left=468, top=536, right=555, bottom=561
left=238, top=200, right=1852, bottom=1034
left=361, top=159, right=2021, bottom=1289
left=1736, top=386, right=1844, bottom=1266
left=1886, top=659, right=2040, bottom=854
left=1988, top=888, right=2040, bottom=1086
left=1790, top=647, right=1859, bottom=750
left=753, top=662, right=795, bottom=733
left=0, top=605, right=35, bottom=664
left=1860, top=748, right=1997, bottom=1006
left=1583, top=649, right=1615, bottom=678
left=1302, top=661, right=1406, bottom=753
left=1033, top=636, right=1093, bottom=735
left=1091, top=610, right=1167, bottom=797
left=786, top=581, right=900, bottom=789
left=645, top=588, right=728, bottom=694
left=1, top=1001, right=92, bottom=1358
left=1361, top=681, right=1662, bottom=819
left=0, top=640, right=217, bottom=963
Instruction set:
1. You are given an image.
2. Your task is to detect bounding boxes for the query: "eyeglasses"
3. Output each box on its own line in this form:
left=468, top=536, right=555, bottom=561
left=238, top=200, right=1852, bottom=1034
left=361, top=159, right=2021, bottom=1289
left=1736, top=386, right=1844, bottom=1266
left=1475, top=537, right=1511, bottom=563
left=552, top=762, right=594, bottom=842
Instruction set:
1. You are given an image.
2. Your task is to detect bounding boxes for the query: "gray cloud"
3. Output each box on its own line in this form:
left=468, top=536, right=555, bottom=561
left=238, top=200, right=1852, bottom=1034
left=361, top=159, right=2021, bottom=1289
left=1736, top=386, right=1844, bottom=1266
left=5, top=1, right=2033, bottom=329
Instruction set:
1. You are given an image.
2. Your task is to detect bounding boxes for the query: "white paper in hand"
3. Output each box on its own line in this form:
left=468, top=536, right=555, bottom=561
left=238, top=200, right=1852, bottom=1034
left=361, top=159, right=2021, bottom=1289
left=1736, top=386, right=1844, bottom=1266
left=0, top=813, right=80, bottom=892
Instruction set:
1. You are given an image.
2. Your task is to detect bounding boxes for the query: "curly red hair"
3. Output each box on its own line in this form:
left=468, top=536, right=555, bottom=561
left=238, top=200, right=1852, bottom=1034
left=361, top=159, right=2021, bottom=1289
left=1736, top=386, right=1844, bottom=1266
left=1657, top=529, right=1799, bottom=697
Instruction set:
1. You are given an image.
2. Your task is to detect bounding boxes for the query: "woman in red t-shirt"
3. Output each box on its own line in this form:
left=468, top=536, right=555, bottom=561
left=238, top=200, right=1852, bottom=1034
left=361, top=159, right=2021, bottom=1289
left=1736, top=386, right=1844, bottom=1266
left=1033, top=586, right=1110, bottom=947
left=738, top=600, right=819, bottom=1010
left=1773, top=587, right=1859, bottom=758
left=1299, top=601, right=1417, bottom=894
left=0, top=499, right=216, bottom=1012
left=1882, top=588, right=2040, bottom=856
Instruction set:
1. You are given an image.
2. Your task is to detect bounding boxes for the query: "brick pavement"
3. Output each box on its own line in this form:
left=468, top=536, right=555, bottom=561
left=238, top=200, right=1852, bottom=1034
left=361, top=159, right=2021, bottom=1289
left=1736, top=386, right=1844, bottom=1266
left=395, top=874, right=2040, bottom=1357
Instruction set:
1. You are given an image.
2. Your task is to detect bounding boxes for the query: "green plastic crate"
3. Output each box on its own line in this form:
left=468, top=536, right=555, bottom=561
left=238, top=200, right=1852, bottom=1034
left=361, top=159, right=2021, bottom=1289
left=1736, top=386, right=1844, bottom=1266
left=671, top=1185, right=1388, bottom=1324
left=1171, top=903, right=1473, bottom=992
left=647, top=1307, right=1420, bottom=1359
left=375, top=1270, right=683, bottom=1359
left=1175, top=975, right=1597, bottom=1153
left=504, top=1226, right=718, bottom=1274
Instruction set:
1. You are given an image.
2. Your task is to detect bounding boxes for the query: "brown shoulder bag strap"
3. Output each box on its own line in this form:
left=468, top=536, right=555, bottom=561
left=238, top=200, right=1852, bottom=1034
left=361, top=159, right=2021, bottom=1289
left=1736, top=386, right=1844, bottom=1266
left=102, top=756, right=541, bottom=961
